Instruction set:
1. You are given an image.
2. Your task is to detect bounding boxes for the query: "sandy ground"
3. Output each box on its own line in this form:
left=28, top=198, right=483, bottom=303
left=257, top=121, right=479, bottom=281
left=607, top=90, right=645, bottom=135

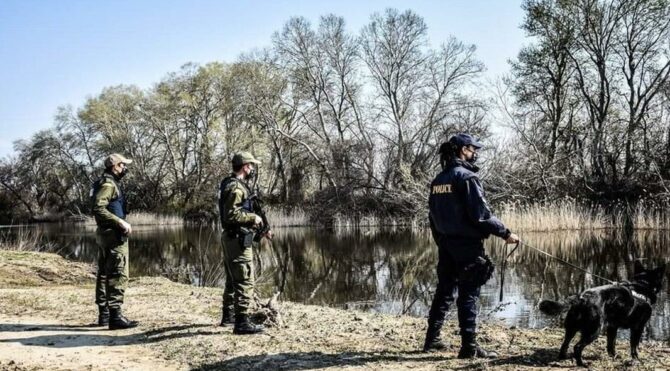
left=0, top=316, right=177, bottom=371
left=1, top=250, right=670, bottom=370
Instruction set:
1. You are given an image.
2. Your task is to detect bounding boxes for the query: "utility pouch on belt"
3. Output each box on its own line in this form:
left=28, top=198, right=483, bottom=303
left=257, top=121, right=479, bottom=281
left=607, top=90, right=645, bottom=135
left=459, top=255, right=495, bottom=286
left=238, top=228, right=254, bottom=248
left=113, top=229, right=128, bottom=243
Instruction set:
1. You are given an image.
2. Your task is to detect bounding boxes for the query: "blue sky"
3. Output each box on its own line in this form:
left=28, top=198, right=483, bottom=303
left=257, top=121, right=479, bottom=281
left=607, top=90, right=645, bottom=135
left=0, top=0, right=526, bottom=157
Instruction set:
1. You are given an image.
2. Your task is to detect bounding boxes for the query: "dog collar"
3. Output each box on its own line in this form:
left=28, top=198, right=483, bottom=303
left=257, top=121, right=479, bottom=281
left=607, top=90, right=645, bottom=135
left=631, top=289, right=650, bottom=303
left=618, top=281, right=652, bottom=303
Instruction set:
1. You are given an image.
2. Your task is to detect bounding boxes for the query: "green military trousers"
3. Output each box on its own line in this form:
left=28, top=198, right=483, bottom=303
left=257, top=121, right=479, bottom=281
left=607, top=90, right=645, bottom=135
left=221, top=233, right=255, bottom=317
left=95, top=228, right=129, bottom=309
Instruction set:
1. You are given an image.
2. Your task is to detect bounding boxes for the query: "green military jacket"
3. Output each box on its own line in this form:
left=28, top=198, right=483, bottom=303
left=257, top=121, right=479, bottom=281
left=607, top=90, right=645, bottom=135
left=219, top=175, right=258, bottom=229
left=92, top=173, right=125, bottom=230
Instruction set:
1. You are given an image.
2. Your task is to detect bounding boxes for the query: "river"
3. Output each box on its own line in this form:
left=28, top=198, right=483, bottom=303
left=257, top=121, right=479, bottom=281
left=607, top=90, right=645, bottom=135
left=2, top=224, right=669, bottom=340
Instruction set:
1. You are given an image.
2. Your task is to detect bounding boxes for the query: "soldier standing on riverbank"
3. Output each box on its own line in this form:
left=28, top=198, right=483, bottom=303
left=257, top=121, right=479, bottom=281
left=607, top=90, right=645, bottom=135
left=91, top=153, right=138, bottom=330
left=423, top=133, right=519, bottom=358
left=218, top=152, right=270, bottom=335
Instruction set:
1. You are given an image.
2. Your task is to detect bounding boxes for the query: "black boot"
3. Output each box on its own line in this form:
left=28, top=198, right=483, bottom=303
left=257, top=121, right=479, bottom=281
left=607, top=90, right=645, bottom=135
left=219, top=307, right=234, bottom=326
left=423, top=324, right=447, bottom=352
left=424, top=336, right=447, bottom=352
left=108, top=307, right=139, bottom=330
left=98, top=305, right=110, bottom=326
left=457, top=333, right=497, bottom=359
left=233, top=314, right=264, bottom=335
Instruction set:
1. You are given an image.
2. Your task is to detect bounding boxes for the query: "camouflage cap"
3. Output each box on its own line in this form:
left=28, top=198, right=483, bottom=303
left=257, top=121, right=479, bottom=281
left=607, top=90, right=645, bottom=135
left=104, top=153, right=133, bottom=168
left=231, top=152, right=261, bottom=167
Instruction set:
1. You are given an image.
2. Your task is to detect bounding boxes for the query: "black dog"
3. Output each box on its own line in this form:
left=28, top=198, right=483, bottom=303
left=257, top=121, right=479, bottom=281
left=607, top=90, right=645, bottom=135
left=538, top=261, right=666, bottom=367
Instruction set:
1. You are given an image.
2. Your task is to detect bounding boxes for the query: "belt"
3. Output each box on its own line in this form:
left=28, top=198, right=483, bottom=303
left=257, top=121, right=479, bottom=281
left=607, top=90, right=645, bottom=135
left=223, top=228, right=253, bottom=239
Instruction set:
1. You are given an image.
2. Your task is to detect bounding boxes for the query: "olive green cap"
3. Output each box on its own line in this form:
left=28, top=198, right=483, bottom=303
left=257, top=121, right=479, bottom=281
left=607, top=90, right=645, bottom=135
left=104, top=153, right=133, bottom=168
left=231, top=152, right=261, bottom=167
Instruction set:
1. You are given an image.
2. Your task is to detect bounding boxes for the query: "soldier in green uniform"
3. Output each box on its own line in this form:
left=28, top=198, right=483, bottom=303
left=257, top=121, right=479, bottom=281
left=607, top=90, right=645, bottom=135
left=91, top=153, right=139, bottom=330
left=218, top=152, right=271, bottom=335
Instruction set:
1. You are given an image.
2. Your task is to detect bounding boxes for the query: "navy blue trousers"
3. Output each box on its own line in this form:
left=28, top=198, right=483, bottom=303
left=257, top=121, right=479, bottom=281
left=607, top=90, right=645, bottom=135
left=427, top=241, right=484, bottom=336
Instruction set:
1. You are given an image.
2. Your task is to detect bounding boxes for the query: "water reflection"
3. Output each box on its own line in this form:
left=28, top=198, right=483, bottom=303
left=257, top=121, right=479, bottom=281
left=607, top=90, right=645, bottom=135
left=3, top=225, right=669, bottom=340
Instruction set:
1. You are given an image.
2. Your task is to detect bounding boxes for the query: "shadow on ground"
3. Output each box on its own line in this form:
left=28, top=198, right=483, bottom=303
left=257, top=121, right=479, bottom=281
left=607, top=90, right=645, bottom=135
left=0, top=323, right=215, bottom=348
left=192, top=351, right=450, bottom=371
left=454, top=348, right=583, bottom=370
left=0, top=323, right=102, bottom=332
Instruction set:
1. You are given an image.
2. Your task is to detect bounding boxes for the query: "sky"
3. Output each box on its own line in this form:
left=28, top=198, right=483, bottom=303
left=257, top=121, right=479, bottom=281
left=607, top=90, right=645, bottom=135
left=0, top=0, right=527, bottom=158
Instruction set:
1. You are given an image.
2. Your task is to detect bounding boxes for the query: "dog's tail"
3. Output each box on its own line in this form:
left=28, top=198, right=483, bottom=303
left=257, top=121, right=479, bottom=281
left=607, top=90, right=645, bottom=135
left=538, top=299, right=564, bottom=316
left=538, top=295, right=580, bottom=316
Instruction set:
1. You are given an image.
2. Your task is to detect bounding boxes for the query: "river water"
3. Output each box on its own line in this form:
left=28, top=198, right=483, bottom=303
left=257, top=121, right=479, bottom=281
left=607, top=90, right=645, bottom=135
left=2, top=224, right=669, bottom=340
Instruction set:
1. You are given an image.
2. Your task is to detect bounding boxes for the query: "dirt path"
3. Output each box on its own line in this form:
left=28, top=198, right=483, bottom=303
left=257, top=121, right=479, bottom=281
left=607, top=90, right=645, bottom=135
left=0, top=315, right=183, bottom=371
left=2, top=251, right=670, bottom=370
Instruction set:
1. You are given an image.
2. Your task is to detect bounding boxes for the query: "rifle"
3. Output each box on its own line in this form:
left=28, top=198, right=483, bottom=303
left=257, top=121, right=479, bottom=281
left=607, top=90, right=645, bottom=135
left=248, top=192, right=270, bottom=241
left=249, top=170, right=271, bottom=242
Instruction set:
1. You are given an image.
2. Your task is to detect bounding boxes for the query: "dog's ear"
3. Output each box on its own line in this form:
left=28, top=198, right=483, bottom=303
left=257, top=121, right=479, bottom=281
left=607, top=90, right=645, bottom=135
left=634, top=260, right=645, bottom=274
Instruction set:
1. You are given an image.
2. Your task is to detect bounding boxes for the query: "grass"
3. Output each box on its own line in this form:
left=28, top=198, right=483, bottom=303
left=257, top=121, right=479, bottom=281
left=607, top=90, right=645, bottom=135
left=11, top=198, right=670, bottom=233
left=264, top=207, right=309, bottom=227
left=624, top=201, right=670, bottom=230
left=0, top=227, right=57, bottom=252
left=127, top=212, right=183, bottom=226
left=79, top=211, right=183, bottom=226
left=328, top=214, right=422, bottom=229
left=0, top=250, right=94, bottom=287
left=497, top=198, right=670, bottom=232
left=497, top=199, right=612, bottom=232
left=2, top=251, right=670, bottom=370
left=269, top=199, right=670, bottom=231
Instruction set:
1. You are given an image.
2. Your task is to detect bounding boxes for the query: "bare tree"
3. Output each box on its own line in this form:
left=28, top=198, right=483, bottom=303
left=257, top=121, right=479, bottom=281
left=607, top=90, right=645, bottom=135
left=617, top=0, right=670, bottom=176
left=360, top=9, right=429, bottom=189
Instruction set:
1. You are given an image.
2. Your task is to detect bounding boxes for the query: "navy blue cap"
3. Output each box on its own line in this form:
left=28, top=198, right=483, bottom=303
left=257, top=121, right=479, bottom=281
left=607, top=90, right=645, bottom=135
left=448, top=133, right=483, bottom=149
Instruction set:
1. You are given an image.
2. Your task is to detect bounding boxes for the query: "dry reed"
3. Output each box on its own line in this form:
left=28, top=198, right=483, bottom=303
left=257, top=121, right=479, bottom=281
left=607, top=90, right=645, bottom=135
left=498, top=199, right=612, bottom=232
left=65, top=198, right=670, bottom=231
left=0, top=227, right=57, bottom=252
left=80, top=212, right=183, bottom=226
left=264, top=207, right=309, bottom=227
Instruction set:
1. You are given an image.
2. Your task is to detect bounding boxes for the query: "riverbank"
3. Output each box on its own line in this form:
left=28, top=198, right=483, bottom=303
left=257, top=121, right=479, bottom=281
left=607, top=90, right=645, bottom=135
left=1, top=251, right=669, bottom=370
left=6, top=197, right=670, bottom=232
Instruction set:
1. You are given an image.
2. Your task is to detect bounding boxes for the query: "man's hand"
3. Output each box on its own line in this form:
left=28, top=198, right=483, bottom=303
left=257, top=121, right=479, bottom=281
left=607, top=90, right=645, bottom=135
left=253, top=215, right=263, bottom=227
left=505, top=233, right=519, bottom=244
left=263, top=229, right=274, bottom=240
left=119, top=220, right=132, bottom=235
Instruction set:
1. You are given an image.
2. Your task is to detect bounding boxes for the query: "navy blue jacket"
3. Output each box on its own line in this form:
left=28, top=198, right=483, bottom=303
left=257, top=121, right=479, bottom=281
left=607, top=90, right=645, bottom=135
left=429, top=159, right=509, bottom=244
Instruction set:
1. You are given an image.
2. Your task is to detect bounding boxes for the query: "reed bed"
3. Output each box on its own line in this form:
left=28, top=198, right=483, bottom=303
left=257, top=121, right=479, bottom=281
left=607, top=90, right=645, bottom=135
left=79, top=212, right=183, bottom=226
left=54, top=198, right=670, bottom=231
left=0, top=227, right=57, bottom=252
left=625, top=201, right=670, bottom=230
left=264, top=207, right=309, bottom=227
left=498, top=199, right=670, bottom=232
left=330, top=213, right=420, bottom=228
left=127, top=212, right=183, bottom=226
left=498, top=199, right=613, bottom=232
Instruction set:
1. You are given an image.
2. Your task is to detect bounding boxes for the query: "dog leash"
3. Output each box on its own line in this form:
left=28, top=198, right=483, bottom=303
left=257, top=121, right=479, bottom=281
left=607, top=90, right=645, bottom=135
left=499, top=241, right=617, bottom=301
left=520, top=241, right=617, bottom=284
left=499, top=242, right=520, bottom=301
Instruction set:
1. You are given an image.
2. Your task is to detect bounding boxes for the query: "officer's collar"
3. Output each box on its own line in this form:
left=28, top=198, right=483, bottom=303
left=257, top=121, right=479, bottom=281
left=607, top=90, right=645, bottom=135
left=621, top=280, right=656, bottom=304
left=446, top=158, right=480, bottom=173
left=631, top=289, right=651, bottom=303
left=103, top=170, right=122, bottom=182
left=227, top=173, right=251, bottom=189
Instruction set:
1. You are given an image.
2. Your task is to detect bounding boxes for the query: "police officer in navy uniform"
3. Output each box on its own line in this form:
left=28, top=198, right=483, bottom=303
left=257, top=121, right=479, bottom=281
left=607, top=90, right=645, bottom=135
left=423, top=133, right=519, bottom=358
